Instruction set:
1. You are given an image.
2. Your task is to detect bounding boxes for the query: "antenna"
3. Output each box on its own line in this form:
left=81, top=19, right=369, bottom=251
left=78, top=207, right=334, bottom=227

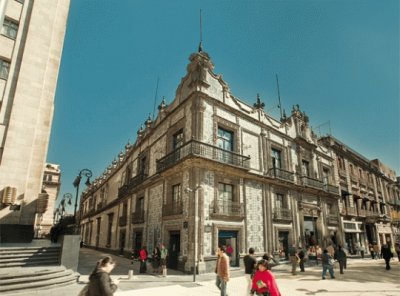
left=152, top=77, right=159, bottom=120
left=276, top=74, right=283, bottom=120
left=198, top=9, right=203, bottom=52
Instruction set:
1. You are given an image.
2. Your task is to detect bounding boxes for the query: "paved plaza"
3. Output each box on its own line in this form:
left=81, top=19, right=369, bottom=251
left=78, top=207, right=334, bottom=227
left=13, top=247, right=399, bottom=296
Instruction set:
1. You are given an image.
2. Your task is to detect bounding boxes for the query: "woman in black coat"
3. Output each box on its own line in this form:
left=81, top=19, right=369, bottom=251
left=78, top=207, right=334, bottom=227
left=381, top=244, right=393, bottom=270
left=88, top=256, right=118, bottom=296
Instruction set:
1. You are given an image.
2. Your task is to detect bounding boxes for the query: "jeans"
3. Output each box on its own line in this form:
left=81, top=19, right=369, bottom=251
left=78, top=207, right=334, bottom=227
left=299, top=259, right=305, bottom=272
left=216, top=276, right=228, bottom=296
left=245, top=274, right=252, bottom=295
left=290, top=256, right=298, bottom=274
left=322, top=264, right=334, bottom=279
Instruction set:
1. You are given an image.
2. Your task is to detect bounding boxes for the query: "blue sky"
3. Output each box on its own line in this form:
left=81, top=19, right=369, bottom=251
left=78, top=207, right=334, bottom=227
left=48, top=0, right=399, bottom=211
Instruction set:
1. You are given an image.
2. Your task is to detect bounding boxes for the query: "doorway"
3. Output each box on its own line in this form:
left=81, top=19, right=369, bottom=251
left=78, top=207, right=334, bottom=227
left=133, top=231, right=143, bottom=258
left=96, top=218, right=101, bottom=249
left=119, top=229, right=126, bottom=255
left=218, top=230, right=239, bottom=267
left=278, top=231, right=289, bottom=260
left=168, top=231, right=181, bottom=269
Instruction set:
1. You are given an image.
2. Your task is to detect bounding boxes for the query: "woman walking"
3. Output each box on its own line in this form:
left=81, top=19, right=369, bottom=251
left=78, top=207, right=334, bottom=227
left=251, top=259, right=281, bottom=296
left=152, top=246, right=161, bottom=273
left=139, top=246, right=148, bottom=274
left=87, top=256, right=118, bottom=296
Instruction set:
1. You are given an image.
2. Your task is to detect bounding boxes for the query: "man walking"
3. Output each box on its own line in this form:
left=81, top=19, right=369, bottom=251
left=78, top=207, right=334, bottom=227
left=381, top=244, right=393, bottom=270
left=298, top=248, right=306, bottom=272
left=288, top=244, right=298, bottom=275
left=243, top=247, right=257, bottom=295
left=160, top=243, right=168, bottom=277
left=215, top=246, right=230, bottom=296
left=321, top=249, right=335, bottom=280
left=334, top=246, right=347, bottom=274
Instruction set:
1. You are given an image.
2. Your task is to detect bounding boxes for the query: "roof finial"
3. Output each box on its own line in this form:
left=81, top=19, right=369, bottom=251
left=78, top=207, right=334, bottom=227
left=198, top=9, right=203, bottom=52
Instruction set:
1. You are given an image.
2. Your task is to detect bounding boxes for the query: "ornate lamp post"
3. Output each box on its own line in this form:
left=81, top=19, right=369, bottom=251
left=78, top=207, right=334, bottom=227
left=72, top=169, right=92, bottom=225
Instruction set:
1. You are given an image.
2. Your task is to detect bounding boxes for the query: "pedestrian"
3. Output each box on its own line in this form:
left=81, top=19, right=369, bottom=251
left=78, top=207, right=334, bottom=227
left=369, top=243, right=375, bottom=259
left=321, top=249, right=335, bottom=280
left=86, top=256, right=119, bottom=296
left=380, top=244, right=393, bottom=270
left=288, top=244, right=298, bottom=275
left=334, top=246, right=347, bottom=274
left=316, top=245, right=322, bottom=265
left=160, top=243, right=168, bottom=277
left=395, top=243, right=400, bottom=262
left=215, top=246, right=230, bottom=296
left=298, top=248, right=306, bottom=272
left=243, top=247, right=257, bottom=295
left=226, top=244, right=234, bottom=266
left=139, top=246, right=148, bottom=273
left=262, top=253, right=279, bottom=270
left=151, top=246, right=161, bottom=273
left=250, top=259, right=281, bottom=296
left=130, top=248, right=136, bottom=265
left=373, top=243, right=380, bottom=259
left=359, top=244, right=365, bottom=259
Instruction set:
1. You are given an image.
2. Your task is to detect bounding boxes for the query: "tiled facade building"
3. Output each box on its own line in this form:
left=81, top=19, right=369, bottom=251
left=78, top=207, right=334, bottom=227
left=0, top=0, right=70, bottom=242
left=79, top=50, right=399, bottom=273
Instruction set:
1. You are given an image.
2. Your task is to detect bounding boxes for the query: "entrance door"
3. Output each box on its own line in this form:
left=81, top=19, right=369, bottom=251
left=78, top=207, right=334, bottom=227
left=96, top=218, right=101, bottom=249
left=218, top=230, right=239, bottom=267
left=134, top=231, right=143, bottom=258
left=119, top=229, right=126, bottom=255
left=278, top=231, right=289, bottom=260
left=168, top=231, right=180, bottom=269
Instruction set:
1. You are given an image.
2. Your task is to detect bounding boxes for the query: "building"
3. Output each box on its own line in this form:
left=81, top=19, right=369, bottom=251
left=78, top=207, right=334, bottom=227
left=35, top=163, right=61, bottom=238
left=319, top=136, right=399, bottom=253
left=0, top=0, right=70, bottom=242
left=79, top=50, right=353, bottom=273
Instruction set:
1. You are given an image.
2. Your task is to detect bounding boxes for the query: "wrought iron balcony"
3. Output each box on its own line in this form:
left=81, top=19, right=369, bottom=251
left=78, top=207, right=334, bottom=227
left=163, top=202, right=183, bottom=217
left=118, top=173, right=148, bottom=199
left=327, top=214, right=339, bottom=224
left=119, top=215, right=127, bottom=227
left=156, top=139, right=250, bottom=173
left=301, top=176, right=324, bottom=190
left=210, top=200, right=244, bottom=220
left=267, top=168, right=295, bottom=182
left=272, top=208, right=292, bottom=221
left=343, top=206, right=357, bottom=216
left=131, top=211, right=145, bottom=224
left=358, top=209, right=366, bottom=217
left=324, top=184, right=340, bottom=195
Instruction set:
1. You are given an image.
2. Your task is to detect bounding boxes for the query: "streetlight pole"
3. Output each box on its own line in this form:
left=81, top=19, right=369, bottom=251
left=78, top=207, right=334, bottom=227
left=60, top=193, right=72, bottom=218
left=72, top=169, right=92, bottom=228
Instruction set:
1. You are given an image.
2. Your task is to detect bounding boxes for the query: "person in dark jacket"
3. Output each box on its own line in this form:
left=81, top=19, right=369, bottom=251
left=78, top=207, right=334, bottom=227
left=298, top=249, right=306, bottom=272
left=334, top=246, right=347, bottom=274
left=244, top=247, right=257, bottom=295
left=321, top=249, right=335, bottom=280
left=381, top=244, right=393, bottom=270
left=87, top=256, right=118, bottom=296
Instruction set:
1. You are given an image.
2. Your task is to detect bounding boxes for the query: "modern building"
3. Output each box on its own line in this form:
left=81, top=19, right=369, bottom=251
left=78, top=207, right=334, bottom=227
left=319, top=136, right=399, bottom=253
left=0, top=0, right=70, bottom=242
left=79, top=49, right=356, bottom=273
left=35, top=163, right=61, bottom=238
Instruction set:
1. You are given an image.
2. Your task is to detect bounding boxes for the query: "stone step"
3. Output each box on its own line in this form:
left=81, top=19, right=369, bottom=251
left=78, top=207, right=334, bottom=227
left=0, top=255, right=59, bottom=262
left=0, top=247, right=60, bottom=255
left=0, top=259, right=60, bottom=268
left=0, top=266, right=66, bottom=280
left=0, top=269, right=73, bottom=285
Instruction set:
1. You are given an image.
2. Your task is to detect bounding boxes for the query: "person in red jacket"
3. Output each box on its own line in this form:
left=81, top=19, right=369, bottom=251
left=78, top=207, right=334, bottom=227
left=139, top=246, right=148, bottom=273
left=251, top=259, right=281, bottom=296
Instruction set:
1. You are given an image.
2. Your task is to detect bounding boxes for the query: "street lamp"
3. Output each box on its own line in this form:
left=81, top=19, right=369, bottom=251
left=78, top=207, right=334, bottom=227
left=72, top=169, right=92, bottom=225
left=185, top=184, right=203, bottom=282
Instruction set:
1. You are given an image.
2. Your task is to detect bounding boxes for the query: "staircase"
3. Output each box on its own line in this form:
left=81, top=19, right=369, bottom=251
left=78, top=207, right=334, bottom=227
left=0, top=244, right=77, bottom=294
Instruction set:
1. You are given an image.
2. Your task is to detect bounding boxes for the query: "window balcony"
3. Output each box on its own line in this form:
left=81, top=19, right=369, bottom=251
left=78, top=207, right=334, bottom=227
left=324, top=184, right=340, bottom=195
left=267, top=168, right=295, bottom=183
left=342, top=206, right=357, bottom=216
left=338, top=169, right=347, bottom=179
left=118, top=173, right=148, bottom=199
left=327, top=214, right=339, bottom=224
left=156, top=139, right=250, bottom=173
left=301, top=176, right=324, bottom=190
left=163, top=202, right=183, bottom=217
left=209, top=200, right=244, bottom=221
left=131, top=211, right=145, bottom=224
left=272, top=208, right=292, bottom=222
left=119, top=215, right=127, bottom=227
left=358, top=209, right=366, bottom=217
left=350, top=174, right=358, bottom=183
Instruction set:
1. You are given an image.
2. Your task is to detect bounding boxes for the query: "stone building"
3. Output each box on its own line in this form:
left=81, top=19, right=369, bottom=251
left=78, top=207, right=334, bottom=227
left=80, top=50, right=349, bottom=273
left=0, top=0, right=70, bottom=242
left=319, top=136, right=399, bottom=253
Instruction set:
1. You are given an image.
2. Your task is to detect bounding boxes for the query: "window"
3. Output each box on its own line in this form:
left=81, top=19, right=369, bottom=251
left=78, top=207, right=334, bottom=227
left=276, top=193, right=284, bottom=208
left=322, top=168, right=329, bottom=185
left=1, top=19, right=18, bottom=39
left=337, top=157, right=344, bottom=170
left=359, top=168, right=363, bottom=179
left=107, top=213, right=114, bottom=246
left=122, top=202, right=128, bottom=217
left=302, top=160, right=310, bottom=177
left=136, top=197, right=144, bottom=214
left=349, top=164, right=354, bottom=174
left=173, top=129, right=184, bottom=149
left=139, top=156, right=147, bottom=176
left=125, top=164, right=132, bottom=184
left=217, top=127, right=233, bottom=151
left=218, top=183, right=233, bottom=214
left=0, top=59, right=10, bottom=80
left=172, top=184, right=181, bottom=205
left=271, top=148, right=282, bottom=169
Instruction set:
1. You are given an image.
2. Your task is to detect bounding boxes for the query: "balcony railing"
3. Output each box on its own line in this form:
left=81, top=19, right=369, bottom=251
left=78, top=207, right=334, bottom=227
left=119, top=215, right=127, bottom=227
left=344, top=206, right=357, bottom=216
left=118, top=173, right=148, bottom=199
left=131, top=211, right=145, bottom=224
left=350, top=174, right=358, bottom=183
left=273, top=208, right=292, bottom=221
left=358, top=209, right=366, bottom=217
left=327, top=214, right=339, bottom=224
left=267, top=168, right=295, bottom=183
left=156, top=140, right=250, bottom=173
left=210, top=200, right=244, bottom=219
left=163, top=202, right=183, bottom=217
left=324, top=184, right=340, bottom=195
left=301, top=176, right=324, bottom=190
left=338, top=169, right=347, bottom=179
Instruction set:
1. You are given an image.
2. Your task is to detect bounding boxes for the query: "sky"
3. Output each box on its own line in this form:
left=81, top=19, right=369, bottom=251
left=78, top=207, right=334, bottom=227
left=48, top=0, right=399, bottom=212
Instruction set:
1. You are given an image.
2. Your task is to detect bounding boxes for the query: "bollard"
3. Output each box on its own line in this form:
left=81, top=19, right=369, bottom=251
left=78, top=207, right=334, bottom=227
left=128, top=269, right=134, bottom=280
